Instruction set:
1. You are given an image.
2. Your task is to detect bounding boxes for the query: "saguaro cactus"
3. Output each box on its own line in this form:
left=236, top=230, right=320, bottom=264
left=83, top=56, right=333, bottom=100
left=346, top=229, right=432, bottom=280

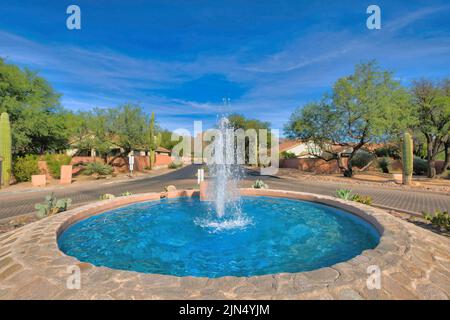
left=402, top=131, right=413, bottom=185
left=148, top=112, right=157, bottom=169
left=0, top=112, right=12, bottom=187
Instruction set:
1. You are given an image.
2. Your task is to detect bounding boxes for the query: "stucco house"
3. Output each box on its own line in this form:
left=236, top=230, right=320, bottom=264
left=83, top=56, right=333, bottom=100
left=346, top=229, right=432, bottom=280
left=279, top=139, right=355, bottom=174
left=279, top=140, right=321, bottom=158
left=279, top=139, right=355, bottom=159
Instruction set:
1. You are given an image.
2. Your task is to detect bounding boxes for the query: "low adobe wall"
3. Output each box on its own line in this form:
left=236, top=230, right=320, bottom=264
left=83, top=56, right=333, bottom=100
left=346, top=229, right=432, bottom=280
left=366, top=158, right=448, bottom=174
left=132, top=154, right=172, bottom=171
left=155, top=153, right=171, bottom=167
left=106, top=155, right=172, bottom=172
left=280, top=158, right=348, bottom=174
left=71, top=156, right=103, bottom=165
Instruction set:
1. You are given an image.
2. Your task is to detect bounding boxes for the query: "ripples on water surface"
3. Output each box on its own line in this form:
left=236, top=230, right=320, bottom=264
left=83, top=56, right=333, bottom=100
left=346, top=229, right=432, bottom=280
left=58, top=196, right=380, bottom=278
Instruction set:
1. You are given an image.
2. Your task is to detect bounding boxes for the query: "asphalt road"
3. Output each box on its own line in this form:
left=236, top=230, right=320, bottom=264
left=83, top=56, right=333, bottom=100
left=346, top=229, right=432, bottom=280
left=0, top=164, right=449, bottom=220
left=0, top=165, right=201, bottom=220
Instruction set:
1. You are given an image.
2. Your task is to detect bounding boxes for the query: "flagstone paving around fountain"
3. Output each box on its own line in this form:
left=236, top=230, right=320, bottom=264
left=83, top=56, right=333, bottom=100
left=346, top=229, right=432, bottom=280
left=0, top=189, right=449, bottom=300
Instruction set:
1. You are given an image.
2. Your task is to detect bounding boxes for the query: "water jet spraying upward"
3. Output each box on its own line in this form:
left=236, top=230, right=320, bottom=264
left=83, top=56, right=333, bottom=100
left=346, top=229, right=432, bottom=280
left=196, top=116, right=250, bottom=231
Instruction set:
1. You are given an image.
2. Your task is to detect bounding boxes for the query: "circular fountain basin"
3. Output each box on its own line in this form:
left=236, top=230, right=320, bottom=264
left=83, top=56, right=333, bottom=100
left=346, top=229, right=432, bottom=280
left=58, top=195, right=380, bottom=278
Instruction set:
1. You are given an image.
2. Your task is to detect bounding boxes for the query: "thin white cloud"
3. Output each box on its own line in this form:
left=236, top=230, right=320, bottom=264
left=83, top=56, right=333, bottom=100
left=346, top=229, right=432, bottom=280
left=385, top=4, right=450, bottom=33
left=0, top=4, right=449, bottom=133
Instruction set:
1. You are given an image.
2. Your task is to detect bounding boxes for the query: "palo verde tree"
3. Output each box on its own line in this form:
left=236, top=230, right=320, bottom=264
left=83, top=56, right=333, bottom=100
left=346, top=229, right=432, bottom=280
left=411, top=79, right=450, bottom=178
left=65, top=109, right=113, bottom=159
left=104, top=104, right=149, bottom=163
left=159, top=129, right=178, bottom=150
left=285, top=61, right=413, bottom=177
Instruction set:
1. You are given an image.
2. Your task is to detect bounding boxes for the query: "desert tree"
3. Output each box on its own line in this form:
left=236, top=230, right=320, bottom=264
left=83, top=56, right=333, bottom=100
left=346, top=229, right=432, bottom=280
left=285, top=61, right=413, bottom=177
left=411, top=79, right=450, bottom=178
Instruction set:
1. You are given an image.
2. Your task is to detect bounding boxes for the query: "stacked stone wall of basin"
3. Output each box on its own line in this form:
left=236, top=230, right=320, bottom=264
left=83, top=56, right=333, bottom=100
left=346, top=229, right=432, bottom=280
left=1, top=189, right=449, bottom=300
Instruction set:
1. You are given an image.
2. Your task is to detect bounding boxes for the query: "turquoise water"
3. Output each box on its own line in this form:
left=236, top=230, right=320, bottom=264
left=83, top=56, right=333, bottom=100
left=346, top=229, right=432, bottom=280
left=58, top=196, right=380, bottom=278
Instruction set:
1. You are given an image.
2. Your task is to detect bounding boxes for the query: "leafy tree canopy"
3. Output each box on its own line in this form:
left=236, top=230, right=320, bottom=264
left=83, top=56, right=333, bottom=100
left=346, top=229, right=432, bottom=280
left=285, top=61, right=413, bottom=176
left=0, top=58, right=68, bottom=155
left=159, top=129, right=178, bottom=150
left=411, top=79, right=450, bottom=177
left=228, top=113, right=270, bottom=131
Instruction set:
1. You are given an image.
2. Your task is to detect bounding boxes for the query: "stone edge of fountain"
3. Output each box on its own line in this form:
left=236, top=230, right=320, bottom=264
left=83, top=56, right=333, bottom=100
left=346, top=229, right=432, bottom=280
left=0, top=188, right=418, bottom=299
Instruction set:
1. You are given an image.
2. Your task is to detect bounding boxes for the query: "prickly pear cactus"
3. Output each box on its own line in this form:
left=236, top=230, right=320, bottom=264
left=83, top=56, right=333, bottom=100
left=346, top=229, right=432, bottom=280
left=35, top=193, right=72, bottom=219
left=56, top=198, right=72, bottom=212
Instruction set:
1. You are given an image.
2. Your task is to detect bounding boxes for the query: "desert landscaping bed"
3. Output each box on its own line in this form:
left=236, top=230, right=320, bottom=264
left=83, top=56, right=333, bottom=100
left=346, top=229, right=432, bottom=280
left=274, top=168, right=450, bottom=194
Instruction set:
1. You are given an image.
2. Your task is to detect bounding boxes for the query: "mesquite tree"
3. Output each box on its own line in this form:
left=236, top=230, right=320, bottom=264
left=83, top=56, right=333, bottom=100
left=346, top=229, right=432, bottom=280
left=0, top=59, right=67, bottom=155
left=285, top=61, right=413, bottom=177
left=411, top=79, right=450, bottom=178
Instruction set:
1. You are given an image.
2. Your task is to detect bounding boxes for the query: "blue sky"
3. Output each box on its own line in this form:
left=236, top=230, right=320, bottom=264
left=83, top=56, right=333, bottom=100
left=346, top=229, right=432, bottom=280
left=0, top=0, right=449, bottom=131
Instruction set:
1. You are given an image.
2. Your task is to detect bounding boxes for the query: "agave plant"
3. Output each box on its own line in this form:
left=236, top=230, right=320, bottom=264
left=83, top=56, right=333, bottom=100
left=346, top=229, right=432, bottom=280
left=35, top=193, right=72, bottom=219
left=335, top=189, right=353, bottom=200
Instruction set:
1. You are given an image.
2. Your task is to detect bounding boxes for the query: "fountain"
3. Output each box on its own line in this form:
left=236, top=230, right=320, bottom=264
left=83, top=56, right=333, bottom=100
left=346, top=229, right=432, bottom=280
left=57, top=116, right=380, bottom=278
left=197, top=116, right=251, bottom=232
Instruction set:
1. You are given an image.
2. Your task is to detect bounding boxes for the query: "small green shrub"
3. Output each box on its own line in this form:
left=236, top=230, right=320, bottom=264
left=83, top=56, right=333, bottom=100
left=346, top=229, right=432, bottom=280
left=252, top=179, right=268, bottom=189
left=280, top=151, right=297, bottom=159
left=335, top=189, right=372, bottom=205
left=83, top=162, right=113, bottom=177
left=350, top=150, right=376, bottom=168
left=168, top=162, right=182, bottom=169
left=44, top=154, right=72, bottom=178
left=120, top=191, right=133, bottom=197
left=423, top=210, right=450, bottom=231
left=99, top=193, right=116, bottom=200
left=413, top=157, right=428, bottom=175
left=35, top=193, right=72, bottom=219
left=374, top=145, right=400, bottom=159
left=352, top=194, right=373, bottom=205
left=378, top=157, right=391, bottom=173
left=13, top=155, right=39, bottom=182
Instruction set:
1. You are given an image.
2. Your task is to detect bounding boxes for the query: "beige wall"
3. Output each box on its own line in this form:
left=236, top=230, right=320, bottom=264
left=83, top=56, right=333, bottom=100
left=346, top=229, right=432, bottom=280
left=280, top=158, right=347, bottom=174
